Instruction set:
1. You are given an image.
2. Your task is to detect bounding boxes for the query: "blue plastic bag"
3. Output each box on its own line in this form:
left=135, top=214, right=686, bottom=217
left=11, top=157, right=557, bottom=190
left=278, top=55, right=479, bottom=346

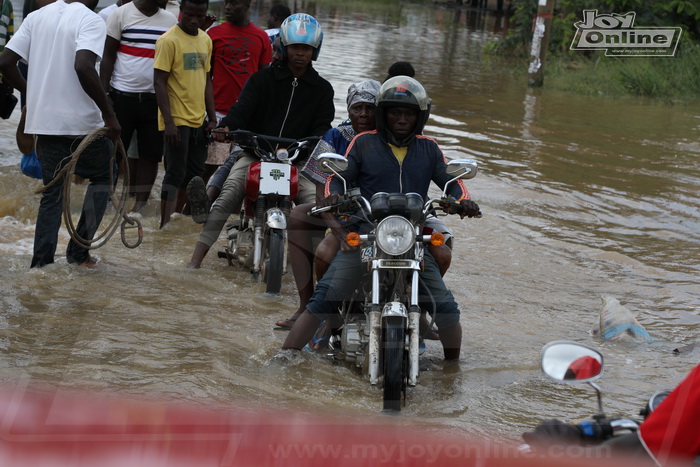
left=20, top=149, right=42, bottom=179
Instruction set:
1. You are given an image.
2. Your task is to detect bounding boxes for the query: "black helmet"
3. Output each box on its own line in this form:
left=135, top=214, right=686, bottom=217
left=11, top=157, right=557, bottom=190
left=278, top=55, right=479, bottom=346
left=376, top=76, right=431, bottom=145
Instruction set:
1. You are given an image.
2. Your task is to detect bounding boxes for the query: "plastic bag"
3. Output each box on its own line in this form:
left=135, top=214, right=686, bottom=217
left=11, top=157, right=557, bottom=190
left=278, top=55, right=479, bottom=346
left=20, top=150, right=42, bottom=179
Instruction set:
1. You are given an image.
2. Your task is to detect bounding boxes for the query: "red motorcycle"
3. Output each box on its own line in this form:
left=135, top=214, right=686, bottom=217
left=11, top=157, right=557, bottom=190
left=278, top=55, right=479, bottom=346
left=217, top=130, right=319, bottom=294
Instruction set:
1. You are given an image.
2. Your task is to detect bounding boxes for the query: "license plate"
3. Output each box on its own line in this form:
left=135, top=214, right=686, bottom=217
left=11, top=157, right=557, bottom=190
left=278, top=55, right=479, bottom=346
left=259, top=162, right=291, bottom=195
left=361, top=245, right=373, bottom=263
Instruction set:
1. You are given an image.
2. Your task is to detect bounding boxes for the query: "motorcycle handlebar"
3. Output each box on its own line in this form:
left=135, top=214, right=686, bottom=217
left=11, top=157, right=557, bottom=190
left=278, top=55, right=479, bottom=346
left=432, top=197, right=483, bottom=218
left=210, top=129, right=319, bottom=148
left=519, top=418, right=640, bottom=454
left=310, top=195, right=485, bottom=219
left=576, top=418, right=639, bottom=443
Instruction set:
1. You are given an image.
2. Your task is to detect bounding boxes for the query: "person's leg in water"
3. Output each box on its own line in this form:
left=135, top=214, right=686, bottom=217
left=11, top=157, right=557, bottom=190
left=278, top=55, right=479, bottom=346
left=275, top=202, right=326, bottom=329
left=66, top=136, right=115, bottom=265
left=160, top=126, right=190, bottom=228
left=283, top=250, right=362, bottom=350
left=131, top=100, right=164, bottom=213
left=418, top=250, right=462, bottom=361
left=304, top=233, right=341, bottom=350
left=188, top=152, right=255, bottom=268
left=421, top=238, right=453, bottom=339
left=131, top=158, right=159, bottom=212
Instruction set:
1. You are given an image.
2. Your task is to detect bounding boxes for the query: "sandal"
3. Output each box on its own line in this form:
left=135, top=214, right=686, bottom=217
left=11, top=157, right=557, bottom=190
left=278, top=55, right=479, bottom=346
left=304, top=321, right=332, bottom=352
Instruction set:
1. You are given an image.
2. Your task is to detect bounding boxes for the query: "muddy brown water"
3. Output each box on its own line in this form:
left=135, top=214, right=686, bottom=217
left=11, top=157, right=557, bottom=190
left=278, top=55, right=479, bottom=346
left=0, top=1, right=697, bottom=444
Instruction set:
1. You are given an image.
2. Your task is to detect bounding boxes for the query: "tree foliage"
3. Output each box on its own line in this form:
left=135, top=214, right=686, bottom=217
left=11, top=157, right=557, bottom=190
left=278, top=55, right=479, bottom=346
left=492, top=0, right=700, bottom=56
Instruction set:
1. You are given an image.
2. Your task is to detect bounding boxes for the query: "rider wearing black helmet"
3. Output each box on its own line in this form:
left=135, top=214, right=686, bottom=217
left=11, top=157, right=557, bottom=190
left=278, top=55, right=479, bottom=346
left=282, top=77, right=480, bottom=361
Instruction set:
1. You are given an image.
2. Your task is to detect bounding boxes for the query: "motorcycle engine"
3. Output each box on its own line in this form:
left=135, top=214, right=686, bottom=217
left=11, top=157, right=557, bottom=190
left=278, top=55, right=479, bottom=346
left=341, top=320, right=367, bottom=367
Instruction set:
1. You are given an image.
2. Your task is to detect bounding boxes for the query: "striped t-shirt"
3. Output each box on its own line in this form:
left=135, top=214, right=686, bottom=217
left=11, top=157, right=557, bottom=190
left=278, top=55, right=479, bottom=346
left=106, top=2, right=176, bottom=93
left=0, top=0, right=14, bottom=52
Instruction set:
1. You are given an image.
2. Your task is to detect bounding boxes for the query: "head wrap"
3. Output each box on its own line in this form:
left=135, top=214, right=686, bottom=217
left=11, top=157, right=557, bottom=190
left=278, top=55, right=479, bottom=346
left=346, top=80, right=381, bottom=111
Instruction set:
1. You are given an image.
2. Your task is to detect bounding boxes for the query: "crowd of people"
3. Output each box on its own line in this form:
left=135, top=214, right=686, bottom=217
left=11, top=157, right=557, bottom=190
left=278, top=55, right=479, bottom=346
left=0, top=0, right=478, bottom=347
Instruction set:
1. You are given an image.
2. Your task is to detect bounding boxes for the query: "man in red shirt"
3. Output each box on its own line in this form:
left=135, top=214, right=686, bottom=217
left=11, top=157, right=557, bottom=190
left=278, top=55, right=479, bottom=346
left=202, top=0, right=271, bottom=181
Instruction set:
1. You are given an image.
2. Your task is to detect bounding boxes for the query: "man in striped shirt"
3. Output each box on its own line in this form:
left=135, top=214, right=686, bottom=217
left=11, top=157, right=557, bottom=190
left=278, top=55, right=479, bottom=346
left=100, top=0, right=176, bottom=212
left=0, top=0, right=13, bottom=53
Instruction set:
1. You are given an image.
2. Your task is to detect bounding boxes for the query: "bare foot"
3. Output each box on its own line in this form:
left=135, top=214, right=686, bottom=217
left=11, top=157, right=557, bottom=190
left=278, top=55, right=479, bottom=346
left=78, top=256, right=99, bottom=268
left=275, top=306, right=306, bottom=330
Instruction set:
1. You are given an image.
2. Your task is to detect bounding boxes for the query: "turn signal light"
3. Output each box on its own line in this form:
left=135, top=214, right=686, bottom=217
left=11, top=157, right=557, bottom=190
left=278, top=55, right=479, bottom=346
left=430, top=232, right=445, bottom=246
left=346, top=232, right=361, bottom=247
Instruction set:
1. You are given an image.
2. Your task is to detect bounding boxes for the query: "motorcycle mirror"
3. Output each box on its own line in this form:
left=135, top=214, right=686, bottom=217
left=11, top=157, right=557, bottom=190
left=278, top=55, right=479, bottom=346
left=540, top=341, right=604, bottom=383
left=317, top=153, right=348, bottom=174
left=446, top=159, right=478, bottom=180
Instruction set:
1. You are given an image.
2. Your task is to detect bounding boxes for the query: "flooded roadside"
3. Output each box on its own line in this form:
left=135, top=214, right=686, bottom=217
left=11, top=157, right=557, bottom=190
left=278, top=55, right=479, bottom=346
left=0, top=0, right=697, bottom=444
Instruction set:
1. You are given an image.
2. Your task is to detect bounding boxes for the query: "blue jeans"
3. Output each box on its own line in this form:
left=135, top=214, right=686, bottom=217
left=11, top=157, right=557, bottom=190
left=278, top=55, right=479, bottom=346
left=307, top=249, right=461, bottom=330
left=32, top=135, right=114, bottom=268
left=206, top=146, right=242, bottom=192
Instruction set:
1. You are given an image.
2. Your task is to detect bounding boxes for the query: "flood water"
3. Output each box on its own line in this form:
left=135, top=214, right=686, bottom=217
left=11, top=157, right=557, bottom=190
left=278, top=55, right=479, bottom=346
left=0, top=0, right=698, bottom=445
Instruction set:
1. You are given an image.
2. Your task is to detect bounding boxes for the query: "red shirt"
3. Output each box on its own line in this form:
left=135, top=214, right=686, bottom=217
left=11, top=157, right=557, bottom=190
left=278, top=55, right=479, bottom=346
left=639, top=364, right=700, bottom=465
left=207, top=21, right=272, bottom=114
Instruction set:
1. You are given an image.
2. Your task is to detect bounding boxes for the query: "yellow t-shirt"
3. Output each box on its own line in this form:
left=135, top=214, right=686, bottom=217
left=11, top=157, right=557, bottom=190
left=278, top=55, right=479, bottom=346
left=154, top=25, right=212, bottom=129
left=389, top=143, right=408, bottom=164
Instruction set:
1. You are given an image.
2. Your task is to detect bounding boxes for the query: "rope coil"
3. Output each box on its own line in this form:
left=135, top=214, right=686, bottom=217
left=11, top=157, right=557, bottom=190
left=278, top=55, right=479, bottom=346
left=35, top=127, right=143, bottom=250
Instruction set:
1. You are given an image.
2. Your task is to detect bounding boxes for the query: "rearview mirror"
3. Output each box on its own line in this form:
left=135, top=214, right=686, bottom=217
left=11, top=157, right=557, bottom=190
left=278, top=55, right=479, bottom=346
left=446, top=159, right=478, bottom=180
left=316, top=153, right=348, bottom=174
left=541, top=341, right=603, bottom=383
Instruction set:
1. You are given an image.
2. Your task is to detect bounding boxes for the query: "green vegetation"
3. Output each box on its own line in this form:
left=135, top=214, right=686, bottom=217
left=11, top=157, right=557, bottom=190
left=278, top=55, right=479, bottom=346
left=488, top=0, right=700, bottom=99
left=543, top=40, right=700, bottom=100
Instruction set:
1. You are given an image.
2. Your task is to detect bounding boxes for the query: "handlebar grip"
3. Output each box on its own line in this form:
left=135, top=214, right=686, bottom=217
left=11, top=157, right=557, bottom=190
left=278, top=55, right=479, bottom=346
left=576, top=421, right=612, bottom=443
left=438, top=199, right=482, bottom=218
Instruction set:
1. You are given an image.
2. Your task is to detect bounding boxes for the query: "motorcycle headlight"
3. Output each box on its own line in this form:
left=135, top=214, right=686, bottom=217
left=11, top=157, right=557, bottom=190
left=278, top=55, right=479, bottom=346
left=375, top=215, right=415, bottom=256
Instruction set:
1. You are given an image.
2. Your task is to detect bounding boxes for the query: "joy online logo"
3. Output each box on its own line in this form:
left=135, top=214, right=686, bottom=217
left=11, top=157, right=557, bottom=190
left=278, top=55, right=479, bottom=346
left=570, top=10, right=682, bottom=57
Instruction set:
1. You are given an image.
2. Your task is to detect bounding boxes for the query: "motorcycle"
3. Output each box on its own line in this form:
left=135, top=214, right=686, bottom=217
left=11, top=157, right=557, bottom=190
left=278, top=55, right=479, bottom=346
left=216, top=130, right=319, bottom=294
left=520, top=340, right=669, bottom=450
left=309, top=153, right=480, bottom=412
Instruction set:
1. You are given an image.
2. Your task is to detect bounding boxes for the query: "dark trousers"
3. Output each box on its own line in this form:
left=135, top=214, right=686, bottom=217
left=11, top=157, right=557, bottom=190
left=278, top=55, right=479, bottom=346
left=161, top=124, right=207, bottom=202
left=32, top=135, right=114, bottom=268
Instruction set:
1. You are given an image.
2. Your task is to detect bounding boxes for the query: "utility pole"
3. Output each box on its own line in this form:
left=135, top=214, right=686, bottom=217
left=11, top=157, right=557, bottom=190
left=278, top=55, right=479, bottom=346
left=528, top=0, right=555, bottom=87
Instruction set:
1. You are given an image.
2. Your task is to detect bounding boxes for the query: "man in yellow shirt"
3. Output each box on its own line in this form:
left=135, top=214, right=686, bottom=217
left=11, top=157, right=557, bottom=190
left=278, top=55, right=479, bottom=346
left=154, top=0, right=216, bottom=228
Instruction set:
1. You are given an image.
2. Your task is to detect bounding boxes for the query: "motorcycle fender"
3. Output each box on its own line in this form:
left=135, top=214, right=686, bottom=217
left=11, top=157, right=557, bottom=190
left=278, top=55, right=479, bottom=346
left=266, top=208, right=287, bottom=230
left=381, top=302, right=408, bottom=319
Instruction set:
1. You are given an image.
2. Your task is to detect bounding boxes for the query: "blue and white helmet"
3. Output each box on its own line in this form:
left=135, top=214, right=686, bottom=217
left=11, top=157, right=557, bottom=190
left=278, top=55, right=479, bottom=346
left=279, top=13, right=323, bottom=61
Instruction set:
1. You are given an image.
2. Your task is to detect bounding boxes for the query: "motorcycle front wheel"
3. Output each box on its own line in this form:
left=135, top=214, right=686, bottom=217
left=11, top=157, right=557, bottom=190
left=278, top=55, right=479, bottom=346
left=263, top=228, right=284, bottom=294
left=382, top=316, right=406, bottom=412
